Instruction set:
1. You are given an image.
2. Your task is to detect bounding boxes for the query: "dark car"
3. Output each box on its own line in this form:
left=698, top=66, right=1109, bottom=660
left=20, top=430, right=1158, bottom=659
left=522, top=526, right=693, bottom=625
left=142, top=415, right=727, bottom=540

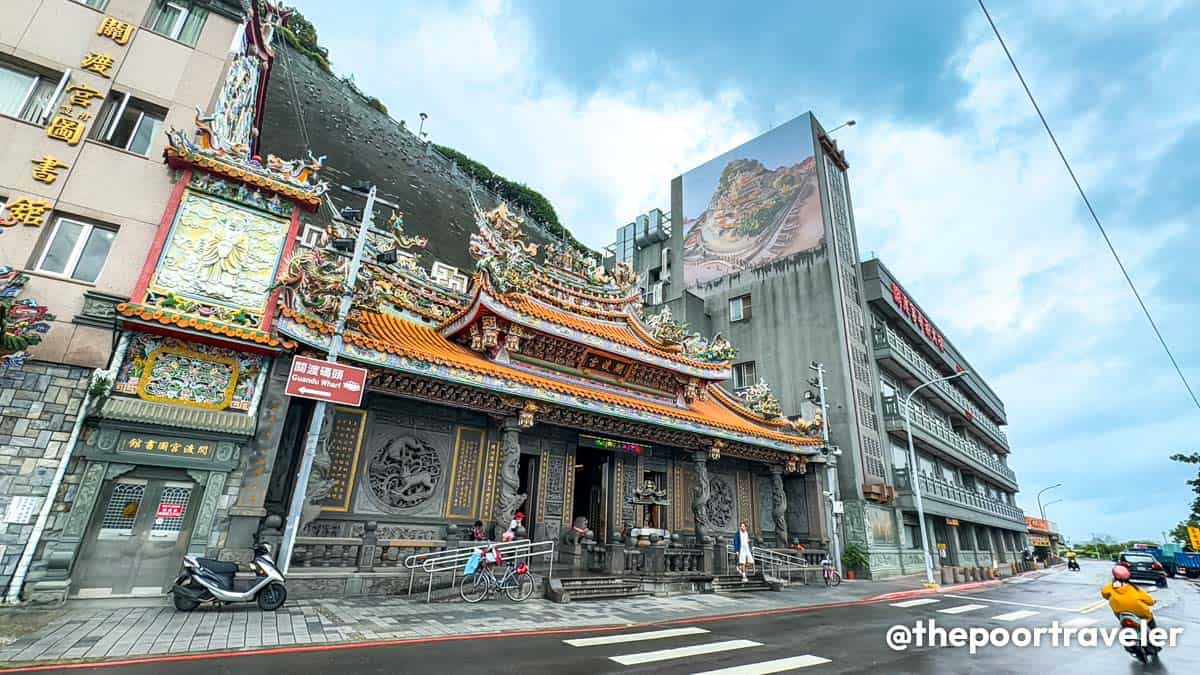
left=1118, top=551, right=1168, bottom=587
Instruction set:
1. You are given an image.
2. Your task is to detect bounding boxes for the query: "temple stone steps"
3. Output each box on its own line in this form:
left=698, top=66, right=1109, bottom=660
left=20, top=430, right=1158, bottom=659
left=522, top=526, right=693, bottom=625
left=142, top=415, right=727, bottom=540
left=546, top=576, right=652, bottom=603
left=711, top=573, right=777, bottom=593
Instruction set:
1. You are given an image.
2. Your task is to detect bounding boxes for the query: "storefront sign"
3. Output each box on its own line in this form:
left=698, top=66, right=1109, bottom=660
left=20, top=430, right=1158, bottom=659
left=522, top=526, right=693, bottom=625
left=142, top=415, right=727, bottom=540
left=285, top=355, right=367, bottom=406
left=120, top=434, right=214, bottom=459
left=1029, top=534, right=1051, bottom=547
left=1188, top=526, right=1200, bottom=551
left=579, top=350, right=634, bottom=380
left=945, top=518, right=959, bottom=526
left=1025, top=516, right=1051, bottom=532
left=579, top=434, right=651, bottom=456
left=891, top=282, right=946, bottom=351
left=156, top=502, right=185, bottom=519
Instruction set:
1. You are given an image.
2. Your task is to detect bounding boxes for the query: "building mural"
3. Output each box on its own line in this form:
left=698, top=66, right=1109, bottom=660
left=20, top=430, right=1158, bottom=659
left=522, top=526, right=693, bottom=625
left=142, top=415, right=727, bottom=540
left=680, top=113, right=825, bottom=288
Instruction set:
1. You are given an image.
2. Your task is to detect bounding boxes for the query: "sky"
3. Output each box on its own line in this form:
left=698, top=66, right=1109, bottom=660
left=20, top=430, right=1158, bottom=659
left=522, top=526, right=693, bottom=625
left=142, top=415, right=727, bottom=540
left=289, top=0, right=1200, bottom=544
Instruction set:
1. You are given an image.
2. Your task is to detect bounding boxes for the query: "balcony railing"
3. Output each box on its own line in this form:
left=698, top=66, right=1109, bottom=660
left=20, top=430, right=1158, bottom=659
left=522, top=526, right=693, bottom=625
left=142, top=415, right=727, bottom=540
left=882, top=395, right=1017, bottom=484
left=894, top=469, right=1025, bottom=523
left=873, top=323, right=1009, bottom=449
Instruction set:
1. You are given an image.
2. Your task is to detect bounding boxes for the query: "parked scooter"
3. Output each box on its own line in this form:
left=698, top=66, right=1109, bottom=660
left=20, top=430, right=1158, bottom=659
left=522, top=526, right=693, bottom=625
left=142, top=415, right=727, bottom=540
left=1117, top=612, right=1161, bottom=663
left=171, top=542, right=287, bottom=612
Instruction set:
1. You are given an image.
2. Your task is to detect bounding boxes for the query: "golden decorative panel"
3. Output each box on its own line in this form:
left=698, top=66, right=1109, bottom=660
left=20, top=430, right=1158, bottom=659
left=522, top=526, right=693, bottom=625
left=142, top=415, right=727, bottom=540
left=444, top=427, right=486, bottom=519
left=320, top=408, right=368, bottom=512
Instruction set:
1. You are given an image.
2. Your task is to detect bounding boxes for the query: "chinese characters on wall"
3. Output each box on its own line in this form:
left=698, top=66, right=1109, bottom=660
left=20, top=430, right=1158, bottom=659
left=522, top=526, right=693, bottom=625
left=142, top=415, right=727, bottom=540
left=890, top=281, right=946, bottom=351
left=319, top=408, right=367, bottom=512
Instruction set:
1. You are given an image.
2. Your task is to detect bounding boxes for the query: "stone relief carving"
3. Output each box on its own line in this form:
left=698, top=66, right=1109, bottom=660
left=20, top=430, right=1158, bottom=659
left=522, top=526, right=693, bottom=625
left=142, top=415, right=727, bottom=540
left=690, top=452, right=710, bottom=543
left=491, top=422, right=526, bottom=528
left=366, top=435, right=444, bottom=510
left=300, top=407, right=337, bottom=530
left=770, top=470, right=788, bottom=544
left=708, top=475, right=735, bottom=530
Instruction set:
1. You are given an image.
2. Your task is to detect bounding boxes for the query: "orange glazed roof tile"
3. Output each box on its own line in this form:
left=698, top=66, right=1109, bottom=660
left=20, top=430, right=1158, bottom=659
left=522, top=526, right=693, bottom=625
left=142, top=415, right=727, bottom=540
left=352, top=311, right=818, bottom=449
left=462, top=276, right=726, bottom=374
left=118, top=303, right=285, bottom=347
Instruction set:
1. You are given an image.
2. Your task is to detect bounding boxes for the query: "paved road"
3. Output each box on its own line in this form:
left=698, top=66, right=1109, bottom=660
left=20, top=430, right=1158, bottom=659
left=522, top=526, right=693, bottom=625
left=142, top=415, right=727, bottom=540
left=13, top=561, right=1200, bottom=674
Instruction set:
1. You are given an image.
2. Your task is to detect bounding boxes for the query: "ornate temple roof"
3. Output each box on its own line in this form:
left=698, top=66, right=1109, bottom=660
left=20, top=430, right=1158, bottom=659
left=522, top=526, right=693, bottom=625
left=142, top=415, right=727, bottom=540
left=273, top=200, right=824, bottom=458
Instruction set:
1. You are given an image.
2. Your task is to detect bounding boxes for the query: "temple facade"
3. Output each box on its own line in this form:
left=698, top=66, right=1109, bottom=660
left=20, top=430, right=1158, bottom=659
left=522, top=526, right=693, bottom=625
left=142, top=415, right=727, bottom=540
left=10, top=3, right=830, bottom=602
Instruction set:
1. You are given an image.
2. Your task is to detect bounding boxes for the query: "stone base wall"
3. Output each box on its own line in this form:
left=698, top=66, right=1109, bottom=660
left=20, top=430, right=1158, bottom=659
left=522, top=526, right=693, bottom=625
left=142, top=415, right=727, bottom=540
left=0, top=361, right=91, bottom=595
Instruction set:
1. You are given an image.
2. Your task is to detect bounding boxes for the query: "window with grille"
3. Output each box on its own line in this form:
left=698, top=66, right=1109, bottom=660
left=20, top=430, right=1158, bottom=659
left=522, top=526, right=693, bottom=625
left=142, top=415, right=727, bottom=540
left=729, top=294, right=751, bottom=322
left=732, top=361, right=757, bottom=390
left=150, top=485, right=192, bottom=539
left=99, top=481, right=145, bottom=537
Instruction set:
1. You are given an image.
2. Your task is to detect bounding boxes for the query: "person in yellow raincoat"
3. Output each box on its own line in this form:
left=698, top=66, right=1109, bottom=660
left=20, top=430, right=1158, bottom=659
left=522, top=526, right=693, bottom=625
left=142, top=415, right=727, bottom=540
left=1101, top=564, right=1156, bottom=627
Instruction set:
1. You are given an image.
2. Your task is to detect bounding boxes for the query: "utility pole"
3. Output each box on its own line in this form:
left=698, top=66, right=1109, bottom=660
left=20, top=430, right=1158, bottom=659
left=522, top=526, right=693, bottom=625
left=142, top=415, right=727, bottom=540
left=808, top=361, right=840, bottom=575
left=278, top=185, right=377, bottom=574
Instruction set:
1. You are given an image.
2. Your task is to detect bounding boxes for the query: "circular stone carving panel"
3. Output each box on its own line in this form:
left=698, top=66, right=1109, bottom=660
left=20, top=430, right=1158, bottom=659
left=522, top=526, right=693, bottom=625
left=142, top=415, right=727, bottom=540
left=708, top=475, right=734, bottom=529
left=366, top=436, right=443, bottom=510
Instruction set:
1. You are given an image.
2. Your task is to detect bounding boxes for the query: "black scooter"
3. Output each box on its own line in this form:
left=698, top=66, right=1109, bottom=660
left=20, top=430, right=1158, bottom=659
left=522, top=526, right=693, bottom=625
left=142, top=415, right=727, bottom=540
left=171, top=542, right=287, bottom=611
left=1068, top=558, right=1080, bottom=571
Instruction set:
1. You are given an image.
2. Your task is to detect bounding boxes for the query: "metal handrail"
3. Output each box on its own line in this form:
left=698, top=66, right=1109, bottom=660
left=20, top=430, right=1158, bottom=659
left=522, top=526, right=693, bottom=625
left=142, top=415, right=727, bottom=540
left=403, top=539, right=555, bottom=603
left=726, top=545, right=824, bottom=584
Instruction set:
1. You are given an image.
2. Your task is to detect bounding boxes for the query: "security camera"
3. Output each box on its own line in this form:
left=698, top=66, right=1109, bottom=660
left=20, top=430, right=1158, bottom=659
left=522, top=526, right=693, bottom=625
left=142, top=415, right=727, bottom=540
left=823, top=491, right=834, bottom=499
left=832, top=447, right=843, bottom=457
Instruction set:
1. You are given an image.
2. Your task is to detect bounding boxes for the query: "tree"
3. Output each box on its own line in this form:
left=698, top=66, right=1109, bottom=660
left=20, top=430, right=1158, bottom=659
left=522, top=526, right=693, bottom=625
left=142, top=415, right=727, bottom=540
left=1170, top=452, right=1200, bottom=550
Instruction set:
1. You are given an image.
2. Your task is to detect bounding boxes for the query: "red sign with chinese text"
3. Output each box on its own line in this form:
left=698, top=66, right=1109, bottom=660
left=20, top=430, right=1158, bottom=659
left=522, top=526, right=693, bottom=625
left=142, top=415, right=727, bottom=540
left=891, top=282, right=946, bottom=352
left=1025, top=516, right=1051, bottom=532
left=285, top=355, right=368, bottom=406
left=156, top=503, right=184, bottom=519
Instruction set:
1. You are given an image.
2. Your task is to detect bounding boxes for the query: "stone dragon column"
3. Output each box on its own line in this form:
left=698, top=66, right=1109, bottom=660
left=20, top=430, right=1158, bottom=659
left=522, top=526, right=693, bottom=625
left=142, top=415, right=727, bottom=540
left=770, top=464, right=788, bottom=546
left=491, top=417, right=526, bottom=533
left=690, top=450, right=711, bottom=544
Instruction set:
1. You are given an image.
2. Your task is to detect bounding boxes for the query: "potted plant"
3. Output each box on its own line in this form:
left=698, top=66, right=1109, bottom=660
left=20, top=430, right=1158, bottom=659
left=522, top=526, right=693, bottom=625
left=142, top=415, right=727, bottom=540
left=842, top=543, right=869, bottom=580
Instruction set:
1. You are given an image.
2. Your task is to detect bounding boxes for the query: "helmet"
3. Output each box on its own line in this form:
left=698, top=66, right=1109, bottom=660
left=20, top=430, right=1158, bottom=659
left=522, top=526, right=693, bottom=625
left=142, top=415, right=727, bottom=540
left=514, top=512, right=525, bottom=520
left=1111, top=565, right=1131, bottom=581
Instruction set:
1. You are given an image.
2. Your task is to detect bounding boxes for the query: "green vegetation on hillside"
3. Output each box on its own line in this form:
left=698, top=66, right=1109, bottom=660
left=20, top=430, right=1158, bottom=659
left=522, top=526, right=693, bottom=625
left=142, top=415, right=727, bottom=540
left=277, top=7, right=584, bottom=253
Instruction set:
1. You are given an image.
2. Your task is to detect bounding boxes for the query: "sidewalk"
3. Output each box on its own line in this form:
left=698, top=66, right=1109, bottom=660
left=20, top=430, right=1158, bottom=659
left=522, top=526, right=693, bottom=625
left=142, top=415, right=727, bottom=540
left=0, top=575, right=925, bottom=667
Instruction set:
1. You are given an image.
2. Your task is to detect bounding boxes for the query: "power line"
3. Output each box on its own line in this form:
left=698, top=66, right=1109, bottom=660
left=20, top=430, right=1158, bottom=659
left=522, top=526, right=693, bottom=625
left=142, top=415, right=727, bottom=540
left=977, top=0, right=1200, bottom=413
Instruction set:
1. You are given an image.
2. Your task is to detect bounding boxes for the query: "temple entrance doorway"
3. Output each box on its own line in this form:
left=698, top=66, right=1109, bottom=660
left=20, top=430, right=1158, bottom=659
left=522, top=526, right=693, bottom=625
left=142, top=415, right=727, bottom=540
left=572, top=447, right=609, bottom=544
left=516, top=453, right=538, bottom=537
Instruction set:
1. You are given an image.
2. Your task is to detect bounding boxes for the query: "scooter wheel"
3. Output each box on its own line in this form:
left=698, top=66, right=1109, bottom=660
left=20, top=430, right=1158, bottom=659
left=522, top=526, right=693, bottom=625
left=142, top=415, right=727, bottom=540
left=172, top=591, right=200, bottom=612
left=256, top=582, right=287, bottom=611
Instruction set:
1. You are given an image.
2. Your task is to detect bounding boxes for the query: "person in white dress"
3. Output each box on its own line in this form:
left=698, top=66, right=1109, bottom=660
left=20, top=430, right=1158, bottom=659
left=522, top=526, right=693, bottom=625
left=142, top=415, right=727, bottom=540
left=735, top=522, right=754, bottom=581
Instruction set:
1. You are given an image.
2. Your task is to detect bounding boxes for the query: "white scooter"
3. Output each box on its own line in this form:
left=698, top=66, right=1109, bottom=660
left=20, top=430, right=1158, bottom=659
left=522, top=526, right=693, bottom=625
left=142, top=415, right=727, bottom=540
left=170, top=542, right=287, bottom=611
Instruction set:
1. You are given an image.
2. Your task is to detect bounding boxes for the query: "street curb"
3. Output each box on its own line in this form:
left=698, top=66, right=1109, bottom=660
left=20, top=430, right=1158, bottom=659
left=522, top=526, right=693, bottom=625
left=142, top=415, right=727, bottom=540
left=864, top=567, right=1053, bottom=603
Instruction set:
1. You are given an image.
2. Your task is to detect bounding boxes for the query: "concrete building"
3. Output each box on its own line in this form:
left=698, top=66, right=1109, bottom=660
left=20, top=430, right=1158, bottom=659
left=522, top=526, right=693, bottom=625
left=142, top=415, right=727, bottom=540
left=610, top=113, right=1027, bottom=577
left=0, top=0, right=254, bottom=601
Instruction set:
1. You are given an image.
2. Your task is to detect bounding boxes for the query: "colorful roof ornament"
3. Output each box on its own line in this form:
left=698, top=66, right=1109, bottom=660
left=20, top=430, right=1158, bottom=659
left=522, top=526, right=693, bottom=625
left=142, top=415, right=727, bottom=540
left=469, top=199, right=540, bottom=294
left=643, top=306, right=689, bottom=346
left=0, top=267, right=55, bottom=370
left=738, top=378, right=783, bottom=419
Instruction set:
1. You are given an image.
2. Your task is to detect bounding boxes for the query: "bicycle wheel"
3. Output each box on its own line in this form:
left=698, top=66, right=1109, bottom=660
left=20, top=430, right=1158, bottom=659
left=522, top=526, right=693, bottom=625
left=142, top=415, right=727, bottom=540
left=460, top=570, right=490, bottom=603
left=829, top=570, right=842, bottom=587
left=505, top=573, right=536, bottom=602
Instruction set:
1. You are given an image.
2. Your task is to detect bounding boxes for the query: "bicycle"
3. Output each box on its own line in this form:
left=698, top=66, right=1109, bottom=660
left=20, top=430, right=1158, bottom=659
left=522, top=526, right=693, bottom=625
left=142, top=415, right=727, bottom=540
left=460, top=559, right=536, bottom=603
left=822, top=560, right=842, bottom=587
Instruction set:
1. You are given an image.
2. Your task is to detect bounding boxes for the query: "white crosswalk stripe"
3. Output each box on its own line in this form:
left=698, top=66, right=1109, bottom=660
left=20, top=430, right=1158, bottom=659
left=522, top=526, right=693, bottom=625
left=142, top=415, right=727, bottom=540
left=889, top=598, right=940, bottom=608
left=610, top=639, right=762, bottom=666
left=1063, top=617, right=1099, bottom=627
left=564, top=627, right=709, bottom=647
left=938, top=603, right=988, bottom=615
left=691, top=654, right=832, bottom=674
left=991, top=610, right=1039, bottom=621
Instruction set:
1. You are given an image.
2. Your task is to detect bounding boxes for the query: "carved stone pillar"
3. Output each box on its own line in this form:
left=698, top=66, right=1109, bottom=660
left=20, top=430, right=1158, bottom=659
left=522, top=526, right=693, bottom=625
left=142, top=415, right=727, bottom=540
left=690, top=450, right=711, bottom=545
left=769, top=465, right=788, bottom=547
left=491, top=417, right=526, bottom=533
left=298, top=406, right=337, bottom=534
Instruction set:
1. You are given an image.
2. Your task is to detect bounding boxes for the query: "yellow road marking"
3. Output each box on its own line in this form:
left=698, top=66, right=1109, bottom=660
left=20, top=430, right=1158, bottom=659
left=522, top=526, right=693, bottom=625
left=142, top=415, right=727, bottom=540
left=1079, top=599, right=1108, bottom=614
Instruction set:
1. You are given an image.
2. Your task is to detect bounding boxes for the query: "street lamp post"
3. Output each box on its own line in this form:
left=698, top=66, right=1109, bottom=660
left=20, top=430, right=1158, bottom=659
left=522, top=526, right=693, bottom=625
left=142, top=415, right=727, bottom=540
left=904, top=369, right=968, bottom=587
left=279, top=185, right=378, bottom=574
left=1036, top=483, right=1062, bottom=521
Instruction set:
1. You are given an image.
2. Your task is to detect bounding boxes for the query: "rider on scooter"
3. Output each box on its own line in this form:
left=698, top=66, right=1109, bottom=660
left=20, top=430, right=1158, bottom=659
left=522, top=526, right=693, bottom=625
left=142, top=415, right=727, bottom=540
left=1101, top=564, right=1156, bottom=629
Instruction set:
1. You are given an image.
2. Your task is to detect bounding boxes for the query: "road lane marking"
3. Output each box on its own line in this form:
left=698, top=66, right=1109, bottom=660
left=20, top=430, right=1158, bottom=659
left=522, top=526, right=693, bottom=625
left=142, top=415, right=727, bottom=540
left=692, top=654, right=832, bottom=674
left=1079, top=600, right=1108, bottom=614
left=1006, top=577, right=1030, bottom=584
left=889, top=599, right=941, bottom=608
left=564, top=627, right=709, bottom=647
left=1063, top=617, right=1099, bottom=627
left=992, top=610, right=1040, bottom=621
left=937, top=604, right=988, bottom=615
left=611, top=639, right=762, bottom=665
left=943, top=594, right=1080, bottom=612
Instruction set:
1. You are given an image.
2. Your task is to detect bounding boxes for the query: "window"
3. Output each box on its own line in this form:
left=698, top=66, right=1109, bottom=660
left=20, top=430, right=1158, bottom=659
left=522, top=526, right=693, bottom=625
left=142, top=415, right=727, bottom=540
left=904, top=524, right=921, bottom=549
left=144, top=0, right=209, bottom=46
left=729, top=294, right=751, bottom=322
left=0, top=59, right=65, bottom=125
left=35, top=216, right=116, bottom=283
left=77, top=0, right=110, bottom=9
left=91, top=92, right=166, bottom=156
left=732, top=361, right=757, bottom=390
